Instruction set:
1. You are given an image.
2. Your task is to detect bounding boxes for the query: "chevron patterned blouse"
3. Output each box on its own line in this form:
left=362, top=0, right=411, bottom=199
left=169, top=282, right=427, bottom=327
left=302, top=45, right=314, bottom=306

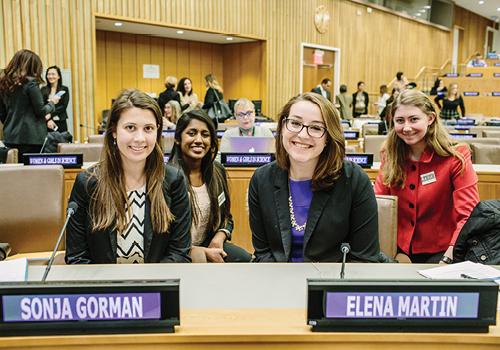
left=117, top=185, right=146, bottom=264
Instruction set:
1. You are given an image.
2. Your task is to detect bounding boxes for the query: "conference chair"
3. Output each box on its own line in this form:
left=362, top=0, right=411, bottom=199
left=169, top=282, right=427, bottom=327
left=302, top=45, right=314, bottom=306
left=470, top=143, right=500, bottom=164
left=0, top=143, right=18, bottom=163
left=363, top=135, right=386, bottom=162
left=375, top=195, right=398, bottom=260
left=58, top=143, right=103, bottom=163
left=0, top=165, right=64, bottom=255
left=361, top=123, right=379, bottom=136
left=87, top=134, right=105, bottom=144
left=482, top=130, right=500, bottom=139
left=452, top=138, right=500, bottom=147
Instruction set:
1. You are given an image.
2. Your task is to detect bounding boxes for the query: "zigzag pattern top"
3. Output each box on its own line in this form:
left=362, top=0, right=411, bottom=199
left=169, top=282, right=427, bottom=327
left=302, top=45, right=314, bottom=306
left=117, top=185, right=146, bottom=264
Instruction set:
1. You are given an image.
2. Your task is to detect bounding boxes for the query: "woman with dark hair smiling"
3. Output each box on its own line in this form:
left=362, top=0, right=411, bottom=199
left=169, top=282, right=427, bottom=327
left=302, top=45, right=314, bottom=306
left=177, top=77, right=202, bottom=113
left=41, top=65, right=70, bottom=132
left=65, top=89, right=191, bottom=264
left=249, top=92, right=380, bottom=262
left=169, top=110, right=252, bottom=263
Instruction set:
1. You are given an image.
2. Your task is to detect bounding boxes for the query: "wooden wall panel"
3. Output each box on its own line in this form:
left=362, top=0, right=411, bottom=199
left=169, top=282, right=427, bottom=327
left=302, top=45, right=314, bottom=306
left=1, top=1, right=493, bottom=141
left=455, top=6, right=492, bottom=60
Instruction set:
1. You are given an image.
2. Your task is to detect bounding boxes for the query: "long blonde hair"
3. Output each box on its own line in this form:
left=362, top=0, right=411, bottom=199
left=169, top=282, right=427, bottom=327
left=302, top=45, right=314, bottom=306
left=89, top=89, right=174, bottom=233
left=381, top=89, right=465, bottom=188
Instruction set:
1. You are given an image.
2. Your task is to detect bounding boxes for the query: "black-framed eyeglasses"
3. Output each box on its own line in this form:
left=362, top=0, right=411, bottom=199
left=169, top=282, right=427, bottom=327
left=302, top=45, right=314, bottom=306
left=236, top=110, right=254, bottom=119
left=284, top=118, right=327, bottom=138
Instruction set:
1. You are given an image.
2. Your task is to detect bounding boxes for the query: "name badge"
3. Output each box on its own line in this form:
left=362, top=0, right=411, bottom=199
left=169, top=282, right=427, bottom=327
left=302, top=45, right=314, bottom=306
left=218, top=192, right=226, bottom=207
left=420, top=171, right=436, bottom=185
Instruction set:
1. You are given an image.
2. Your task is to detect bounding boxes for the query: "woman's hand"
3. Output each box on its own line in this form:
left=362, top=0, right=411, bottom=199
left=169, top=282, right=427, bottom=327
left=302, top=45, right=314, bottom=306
left=439, top=246, right=454, bottom=264
left=47, top=120, right=57, bottom=130
left=49, top=95, right=61, bottom=104
left=204, top=247, right=227, bottom=263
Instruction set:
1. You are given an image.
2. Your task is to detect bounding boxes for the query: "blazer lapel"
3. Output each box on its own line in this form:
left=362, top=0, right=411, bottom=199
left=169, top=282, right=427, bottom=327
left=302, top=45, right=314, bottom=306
left=143, top=199, right=153, bottom=261
left=273, top=167, right=292, bottom=261
left=303, top=187, right=333, bottom=252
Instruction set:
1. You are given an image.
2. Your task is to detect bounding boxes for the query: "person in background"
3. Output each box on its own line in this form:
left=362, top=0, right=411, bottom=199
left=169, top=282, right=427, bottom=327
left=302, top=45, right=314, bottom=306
left=430, top=78, right=447, bottom=97
left=392, top=71, right=409, bottom=92
left=249, top=92, right=380, bottom=262
left=41, top=65, right=70, bottom=132
left=435, top=83, right=465, bottom=120
left=311, top=78, right=331, bottom=100
left=66, top=89, right=192, bottom=264
left=335, top=84, right=353, bottom=120
left=374, top=89, right=479, bottom=264
left=202, top=73, right=225, bottom=129
left=158, top=76, right=182, bottom=112
left=169, top=110, right=252, bottom=263
left=163, top=100, right=182, bottom=130
left=0, top=49, right=60, bottom=159
left=374, top=84, right=390, bottom=116
left=219, top=98, right=274, bottom=152
left=467, top=53, right=487, bottom=67
left=177, top=77, right=202, bottom=113
left=352, top=81, right=369, bottom=117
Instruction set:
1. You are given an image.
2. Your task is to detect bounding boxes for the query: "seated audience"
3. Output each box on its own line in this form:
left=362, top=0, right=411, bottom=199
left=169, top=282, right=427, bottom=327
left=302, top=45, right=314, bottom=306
left=66, top=89, right=192, bottom=264
left=335, top=84, right=353, bottom=120
left=435, top=83, right=465, bottom=120
left=429, top=78, right=447, bottom=97
left=169, top=110, right=252, bottom=263
left=163, top=100, right=182, bottom=130
left=352, top=81, right=369, bottom=117
left=311, top=78, right=331, bottom=100
left=158, top=76, right=182, bottom=112
left=467, top=53, right=487, bottom=67
left=249, top=92, right=380, bottom=262
left=219, top=98, right=274, bottom=152
left=374, top=89, right=479, bottom=264
left=177, top=77, right=202, bottom=113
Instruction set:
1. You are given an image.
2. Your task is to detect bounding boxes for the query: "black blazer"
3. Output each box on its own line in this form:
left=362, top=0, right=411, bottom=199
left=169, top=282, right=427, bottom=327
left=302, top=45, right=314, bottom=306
left=158, top=86, right=181, bottom=112
left=352, top=91, right=369, bottom=116
left=311, top=86, right=331, bottom=100
left=249, top=161, right=380, bottom=262
left=202, top=88, right=223, bottom=111
left=0, top=78, right=54, bottom=145
left=65, top=165, right=192, bottom=264
left=41, top=85, right=69, bottom=121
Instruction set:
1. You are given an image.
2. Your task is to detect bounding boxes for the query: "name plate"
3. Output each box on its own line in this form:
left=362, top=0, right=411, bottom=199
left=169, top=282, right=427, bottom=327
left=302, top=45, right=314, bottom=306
left=463, top=91, right=480, bottom=96
left=343, top=131, right=360, bottom=140
left=494, top=62, right=500, bottom=67
left=307, top=279, right=498, bottom=333
left=450, top=133, right=477, bottom=139
left=457, top=118, right=475, bottom=125
left=492, top=92, right=500, bottom=97
left=221, top=153, right=275, bottom=167
left=345, top=153, right=373, bottom=168
left=467, top=73, right=483, bottom=77
left=454, top=125, right=472, bottom=130
left=445, top=73, right=458, bottom=77
left=494, top=73, right=500, bottom=78
left=23, top=153, right=83, bottom=169
left=0, top=280, right=180, bottom=336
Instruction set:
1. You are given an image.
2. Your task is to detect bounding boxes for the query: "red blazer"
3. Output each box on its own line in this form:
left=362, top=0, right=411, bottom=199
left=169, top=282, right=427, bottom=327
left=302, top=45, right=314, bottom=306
left=374, top=145, right=479, bottom=255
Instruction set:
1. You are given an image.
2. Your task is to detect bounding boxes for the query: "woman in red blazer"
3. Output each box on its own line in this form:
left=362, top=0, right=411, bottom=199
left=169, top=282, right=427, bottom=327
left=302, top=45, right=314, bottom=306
left=374, top=90, right=479, bottom=264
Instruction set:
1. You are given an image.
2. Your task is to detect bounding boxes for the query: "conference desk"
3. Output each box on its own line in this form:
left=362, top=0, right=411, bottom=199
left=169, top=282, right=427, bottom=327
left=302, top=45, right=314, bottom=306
left=63, top=163, right=500, bottom=253
left=2, top=263, right=500, bottom=349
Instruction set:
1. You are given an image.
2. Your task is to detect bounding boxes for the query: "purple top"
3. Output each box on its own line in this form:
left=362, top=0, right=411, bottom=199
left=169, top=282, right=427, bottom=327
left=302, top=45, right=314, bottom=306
left=289, top=178, right=313, bottom=262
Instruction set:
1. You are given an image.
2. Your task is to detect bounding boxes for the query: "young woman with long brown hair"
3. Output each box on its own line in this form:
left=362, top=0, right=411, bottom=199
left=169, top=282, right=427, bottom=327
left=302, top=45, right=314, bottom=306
left=66, top=89, right=191, bottom=264
left=374, top=89, right=479, bottom=264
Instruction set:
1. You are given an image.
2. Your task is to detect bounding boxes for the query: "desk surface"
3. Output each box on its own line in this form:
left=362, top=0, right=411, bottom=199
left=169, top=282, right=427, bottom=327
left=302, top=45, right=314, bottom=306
left=2, top=263, right=500, bottom=349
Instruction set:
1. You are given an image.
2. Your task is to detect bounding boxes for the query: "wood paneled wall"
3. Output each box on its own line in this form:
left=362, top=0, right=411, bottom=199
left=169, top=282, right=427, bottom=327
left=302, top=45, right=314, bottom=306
left=454, top=6, right=493, bottom=60
left=0, top=1, right=493, bottom=140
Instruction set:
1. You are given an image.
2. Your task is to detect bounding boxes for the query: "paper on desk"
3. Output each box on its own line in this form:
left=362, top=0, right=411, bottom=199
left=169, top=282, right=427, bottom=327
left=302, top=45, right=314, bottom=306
left=0, top=258, right=28, bottom=282
left=418, top=261, right=500, bottom=284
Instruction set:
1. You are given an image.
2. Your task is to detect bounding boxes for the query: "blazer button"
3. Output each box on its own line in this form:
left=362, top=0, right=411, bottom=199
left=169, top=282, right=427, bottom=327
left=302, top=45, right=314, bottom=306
left=409, top=184, right=415, bottom=190
left=409, top=203, right=414, bottom=209
left=411, top=165, right=416, bottom=171
left=471, top=240, right=478, bottom=246
left=480, top=255, right=487, bottom=261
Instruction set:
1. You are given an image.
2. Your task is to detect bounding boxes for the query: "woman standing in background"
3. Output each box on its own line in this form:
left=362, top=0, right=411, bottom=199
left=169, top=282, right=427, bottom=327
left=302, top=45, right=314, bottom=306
left=177, top=77, right=202, bottom=113
left=0, top=49, right=60, bottom=159
left=435, top=83, right=465, bottom=120
left=41, top=65, right=70, bottom=132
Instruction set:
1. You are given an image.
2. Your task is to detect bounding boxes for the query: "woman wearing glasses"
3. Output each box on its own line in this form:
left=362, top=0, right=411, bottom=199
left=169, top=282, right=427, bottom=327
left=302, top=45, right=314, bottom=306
left=249, top=92, right=380, bottom=262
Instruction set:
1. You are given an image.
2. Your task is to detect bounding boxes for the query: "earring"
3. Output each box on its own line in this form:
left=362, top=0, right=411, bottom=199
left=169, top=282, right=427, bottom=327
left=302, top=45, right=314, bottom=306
left=113, top=138, right=117, bottom=146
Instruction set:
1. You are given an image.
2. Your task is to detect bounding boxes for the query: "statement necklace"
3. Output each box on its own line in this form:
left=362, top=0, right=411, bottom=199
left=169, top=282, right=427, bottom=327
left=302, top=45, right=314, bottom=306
left=288, top=193, right=306, bottom=232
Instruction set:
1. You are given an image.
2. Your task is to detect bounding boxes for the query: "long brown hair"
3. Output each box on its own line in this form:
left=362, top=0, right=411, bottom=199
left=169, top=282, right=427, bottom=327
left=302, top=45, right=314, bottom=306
left=0, top=49, right=44, bottom=94
left=275, top=92, right=345, bottom=190
left=169, top=110, right=231, bottom=234
left=381, top=89, right=465, bottom=188
left=89, top=89, right=174, bottom=233
left=205, top=73, right=223, bottom=93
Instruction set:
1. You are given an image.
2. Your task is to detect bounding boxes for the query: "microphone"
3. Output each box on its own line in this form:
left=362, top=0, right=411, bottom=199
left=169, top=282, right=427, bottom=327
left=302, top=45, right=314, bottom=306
left=0, top=243, right=11, bottom=261
left=79, top=124, right=96, bottom=132
left=41, top=201, right=78, bottom=283
left=340, top=243, right=350, bottom=279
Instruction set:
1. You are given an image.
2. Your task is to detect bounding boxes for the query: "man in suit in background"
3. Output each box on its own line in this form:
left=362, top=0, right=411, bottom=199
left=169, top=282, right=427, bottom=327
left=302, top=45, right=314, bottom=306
left=311, top=78, right=331, bottom=101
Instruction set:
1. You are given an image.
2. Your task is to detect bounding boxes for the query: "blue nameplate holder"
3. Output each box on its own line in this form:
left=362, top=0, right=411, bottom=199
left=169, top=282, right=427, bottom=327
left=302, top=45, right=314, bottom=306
left=494, top=73, right=500, bottom=77
left=343, top=131, right=360, bottom=140
left=467, top=73, right=483, bottom=77
left=454, top=125, right=472, bottom=130
left=221, top=153, right=274, bottom=167
left=307, top=279, right=498, bottom=333
left=492, top=92, right=500, bottom=97
left=445, top=73, right=458, bottom=77
left=0, top=280, right=180, bottom=336
left=463, top=92, right=480, bottom=96
left=494, top=62, right=500, bottom=67
left=23, top=153, right=83, bottom=169
left=457, top=118, right=475, bottom=126
left=345, top=153, right=373, bottom=168
left=450, top=133, right=477, bottom=139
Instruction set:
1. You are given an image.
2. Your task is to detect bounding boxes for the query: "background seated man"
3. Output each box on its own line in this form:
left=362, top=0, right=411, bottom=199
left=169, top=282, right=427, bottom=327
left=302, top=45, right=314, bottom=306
left=467, top=53, right=487, bottom=67
left=311, top=78, right=331, bottom=100
left=220, top=98, right=273, bottom=152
